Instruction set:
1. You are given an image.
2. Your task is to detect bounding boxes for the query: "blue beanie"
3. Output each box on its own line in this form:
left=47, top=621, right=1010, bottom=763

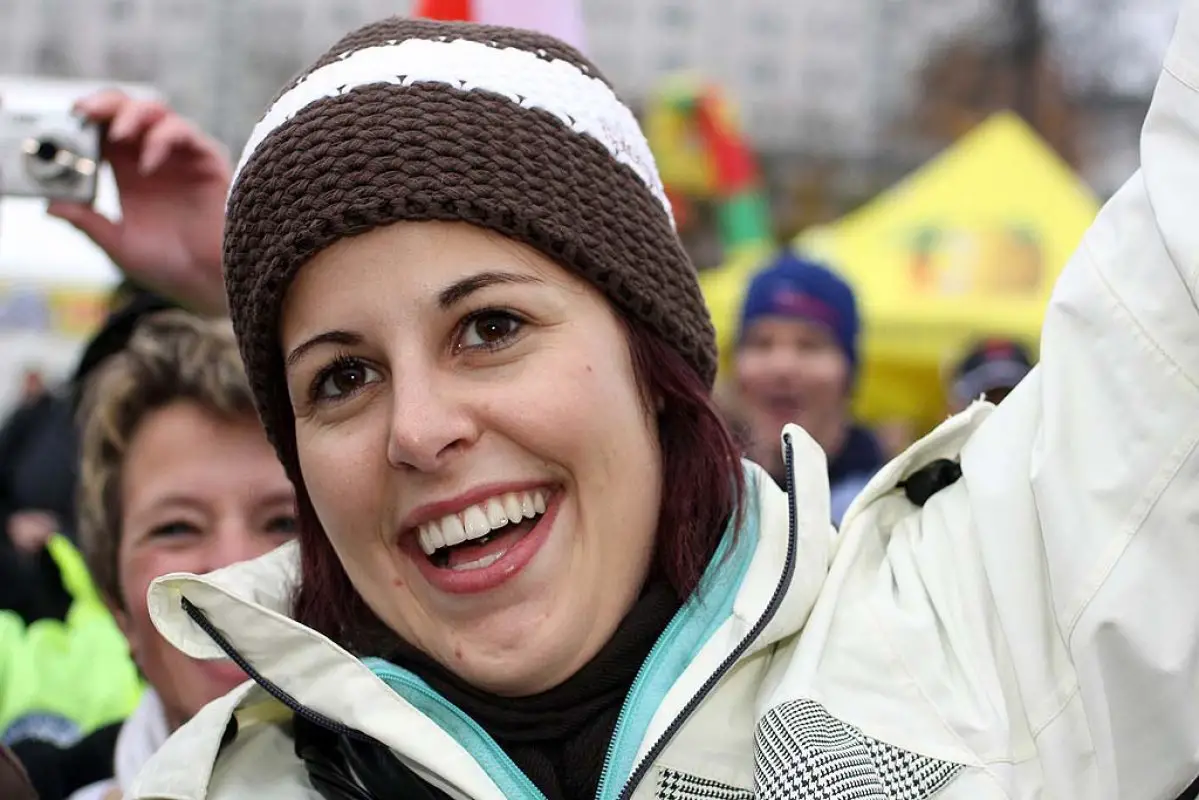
left=737, top=250, right=860, bottom=375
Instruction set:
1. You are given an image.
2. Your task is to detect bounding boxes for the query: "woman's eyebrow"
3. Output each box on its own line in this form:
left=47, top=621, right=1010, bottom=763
left=438, top=271, right=543, bottom=310
left=285, top=330, right=363, bottom=369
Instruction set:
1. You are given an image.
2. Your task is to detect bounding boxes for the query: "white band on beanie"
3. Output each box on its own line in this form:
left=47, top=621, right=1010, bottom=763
left=231, top=36, right=673, bottom=226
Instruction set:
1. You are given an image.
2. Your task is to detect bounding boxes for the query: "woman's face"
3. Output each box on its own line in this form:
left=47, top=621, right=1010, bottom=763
left=115, top=401, right=296, bottom=729
left=281, top=221, right=662, bottom=697
left=734, top=317, right=850, bottom=449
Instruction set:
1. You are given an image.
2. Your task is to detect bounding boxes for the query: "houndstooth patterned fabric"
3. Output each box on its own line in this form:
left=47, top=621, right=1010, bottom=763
left=754, top=699, right=962, bottom=800
left=656, top=767, right=755, bottom=800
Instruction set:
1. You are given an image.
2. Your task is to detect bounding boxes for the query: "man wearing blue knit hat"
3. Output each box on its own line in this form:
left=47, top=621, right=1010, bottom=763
left=731, top=250, right=884, bottom=524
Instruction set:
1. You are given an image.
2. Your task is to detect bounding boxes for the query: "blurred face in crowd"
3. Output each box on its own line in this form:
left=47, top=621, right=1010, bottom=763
left=20, top=369, right=45, bottom=402
left=734, top=317, right=851, bottom=455
left=281, top=220, right=662, bottom=697
left=113, top=401, right=296, bottom=729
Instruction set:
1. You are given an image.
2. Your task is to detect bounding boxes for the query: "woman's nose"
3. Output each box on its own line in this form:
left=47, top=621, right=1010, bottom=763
left=386, top=376, right=479, bottom=472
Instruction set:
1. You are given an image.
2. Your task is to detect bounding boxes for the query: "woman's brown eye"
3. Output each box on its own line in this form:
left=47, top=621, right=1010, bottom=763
left=461, top=311, right=522, bottom=350
left=315, top=359, right=381, bottom=401
left=148, top=520, right=199, bottom=538
left=267, top=515, right=297, bottom=534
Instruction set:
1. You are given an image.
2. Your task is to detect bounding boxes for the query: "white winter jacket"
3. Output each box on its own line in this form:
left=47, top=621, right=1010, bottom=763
left=131, top=4, right=1199, bottom=798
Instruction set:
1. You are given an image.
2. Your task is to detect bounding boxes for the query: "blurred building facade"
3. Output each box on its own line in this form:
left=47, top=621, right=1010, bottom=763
left=0, top=0, right=1022, bottom=153
left=0, top=0, right=404, bottom=147
left=0, top=0, right=1180, bottom=209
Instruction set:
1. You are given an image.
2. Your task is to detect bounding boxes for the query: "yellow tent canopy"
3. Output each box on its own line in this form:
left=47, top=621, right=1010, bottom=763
left=701, top=111, right=1100, bottom=435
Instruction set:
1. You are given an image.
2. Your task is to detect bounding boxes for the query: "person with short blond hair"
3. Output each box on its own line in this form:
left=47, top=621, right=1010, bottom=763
left=77, top=310, right=262, bottom=604
left=67, top=310, right=296, bottom=800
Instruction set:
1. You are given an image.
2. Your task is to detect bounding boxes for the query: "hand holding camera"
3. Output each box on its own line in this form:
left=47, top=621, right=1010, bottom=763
left=25, top=90, right=233, bottom=316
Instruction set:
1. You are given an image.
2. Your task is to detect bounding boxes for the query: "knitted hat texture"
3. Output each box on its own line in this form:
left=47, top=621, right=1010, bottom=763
left=223, top=18, right=717, bottom=472
left=737, top=251, right=861, bottom=379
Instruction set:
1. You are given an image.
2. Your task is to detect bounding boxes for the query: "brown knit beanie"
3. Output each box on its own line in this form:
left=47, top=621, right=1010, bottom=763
left=224, top=17, right=717, bottom=476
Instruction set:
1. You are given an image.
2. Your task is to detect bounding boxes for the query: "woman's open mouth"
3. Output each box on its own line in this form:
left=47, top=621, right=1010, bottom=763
left=407, top=487, right=557, bottom=594
left=762, top=392, right=803, bottom=418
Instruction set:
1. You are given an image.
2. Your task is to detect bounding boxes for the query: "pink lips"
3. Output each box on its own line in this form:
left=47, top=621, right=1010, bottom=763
left=405, top=491, right=559, bottom=595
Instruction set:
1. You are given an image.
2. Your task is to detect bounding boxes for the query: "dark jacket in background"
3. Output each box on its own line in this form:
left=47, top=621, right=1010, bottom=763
left=11, top=723, right=122, bottom=800
left=0, top=286, right=174, bottom=625
left=0, top=391, right=78, bottom=624
left=0, top=744, right=38, bottom=800
left=0, top=391, right=78, bottom=540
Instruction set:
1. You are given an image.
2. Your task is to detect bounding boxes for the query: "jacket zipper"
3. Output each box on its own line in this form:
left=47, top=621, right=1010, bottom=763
left=613, top=434, right=800, bottom=800
left=183, top=433, right=802, bottom=800
left=182, top=595, right=376, bottom=744
left=369, top=663, right=546, bottom=799
left=595, top=602, right=691, bottom=799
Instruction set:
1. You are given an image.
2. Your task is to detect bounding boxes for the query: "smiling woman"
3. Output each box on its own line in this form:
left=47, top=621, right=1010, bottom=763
left=69, top=311, right=297, bottom=799
left=84, top=7, right=1199, bottom=800
left=281, top=221, right=674, bottom=697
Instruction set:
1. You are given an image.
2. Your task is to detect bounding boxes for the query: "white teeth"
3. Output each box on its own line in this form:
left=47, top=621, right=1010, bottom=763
left=502, top=493, right=523, bottom=523
left=463, top=505, right=490, bottom=538
left=484, top=497, right=508, bottom=528
left=441, top=513, right=467, bottom=547
left=449, top=550, right=507, bottom=572
left=414, top=488, right=551, bottom=556
left=417, top=519, right=446, bottom=556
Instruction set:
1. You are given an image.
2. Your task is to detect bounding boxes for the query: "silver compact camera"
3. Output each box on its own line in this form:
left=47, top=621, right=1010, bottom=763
left=0, top=109, right=101, bottom=203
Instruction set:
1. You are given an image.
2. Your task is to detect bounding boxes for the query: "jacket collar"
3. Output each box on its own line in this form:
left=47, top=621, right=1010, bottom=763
left=736, top=424, right=835, bottom=654
left=115, top=689, right=170, bottom=791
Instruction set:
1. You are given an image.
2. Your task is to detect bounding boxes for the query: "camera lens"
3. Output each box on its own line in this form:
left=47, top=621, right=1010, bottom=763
left=21, top=135, right=90, bottom=186
left=34, top=140, right=61, bottom=163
